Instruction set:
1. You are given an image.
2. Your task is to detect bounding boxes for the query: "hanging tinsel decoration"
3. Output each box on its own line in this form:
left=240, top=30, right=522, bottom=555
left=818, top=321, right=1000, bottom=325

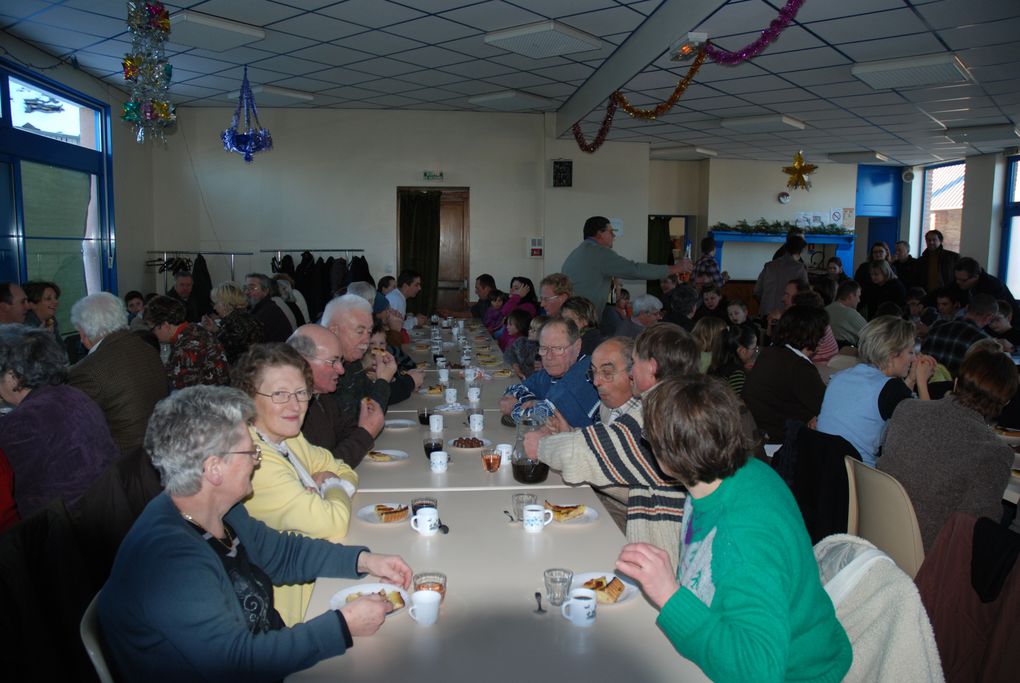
left=121, top=1, right=175, bottom=144
left=572, top=98, right=617, bottom=154
left=783, top=151, right=817, bottom=191
left=704, top=0, right=805, bottom=65
left=612, top=47, right=707, bottom=120
left=222, top=66, right=273, bottom=163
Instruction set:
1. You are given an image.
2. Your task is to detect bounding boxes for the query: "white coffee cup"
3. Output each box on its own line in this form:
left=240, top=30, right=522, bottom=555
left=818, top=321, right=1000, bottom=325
left=468, top=413, right=484, bottom=432
left=495, top=443, right=513, bottom=467
left=437, top=368, right=450, bottom=384
left=561, top=588, right=597, bottom=627
left=521, top=504, right=553, bottom=533
left=444, top=388, right=457, bottom=404
left=409, top=589, right=441, bottom=626
left=411, top=507, right=440, bottom=536
left=464, top=366, right=479, bottom=382
left=430, top=450, right=449, bottom=473
left=436, top=357, right=448, bottom=370
left=429, top=414, right=444, bottom=433
left=467, top=386, right=481, bottom=403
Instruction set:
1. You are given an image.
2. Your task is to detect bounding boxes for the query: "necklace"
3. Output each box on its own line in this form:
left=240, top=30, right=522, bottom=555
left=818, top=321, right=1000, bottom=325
left=180, top=511, right=235, bottom=551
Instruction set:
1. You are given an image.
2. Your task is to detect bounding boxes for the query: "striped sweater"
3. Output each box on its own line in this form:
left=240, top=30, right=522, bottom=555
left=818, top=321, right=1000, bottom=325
left=537, top=398, right=688, bottom=570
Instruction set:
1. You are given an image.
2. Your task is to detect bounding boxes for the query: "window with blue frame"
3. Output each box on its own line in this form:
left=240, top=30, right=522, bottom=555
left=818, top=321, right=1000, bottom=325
left=1001, top=156, right=1020, bottom=296
left=0, top=61, right=115, bottom=335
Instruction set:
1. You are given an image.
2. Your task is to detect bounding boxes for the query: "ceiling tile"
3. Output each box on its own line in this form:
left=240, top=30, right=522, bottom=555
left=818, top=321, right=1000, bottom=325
left=7, top=22, right=103, bottom=50
left=315, top=0, right=426, bottom=28
left=440, top=59, right=515, bottom=79
left=560, top=5, right=644, bottom=37
left=837, top=33, right=946, bottom=62
left=939, top=17, right=1020, bottom=51
left=712, top=74, right=795, bottom=95
left=385, top=15, right=480, bottom=43
left=270, top=13, right=364, bottom=42
left=916, top=0, right=1020, bottom=30
left=190, top=0, right=303, bottom=26
left=441, top=80, right=511, bottom=95
left=345, top=57, right=421, bottom=77
left=391, top=46, right=471, bottom=68
left=248, top=54, right=335, bottom=76
left=291, top=43, right=372, bottom=66
left=187, top=45, right=276, bottom=65
left=751, top=47, right=850, bottom=73
left=296, top=66, right=374, bottom=86
left=440, top=1, right=546, bottom=32
left=248, top=30, right=317, bottom=54
left=394, top=69, right=465, bottom=87
left=808, top=8, right=929, bottom=43
left=483, top=71, right=555, bottom=89
left=28, top=5, right=126, bottom=37
left=339, top=30, right=425, bottom=56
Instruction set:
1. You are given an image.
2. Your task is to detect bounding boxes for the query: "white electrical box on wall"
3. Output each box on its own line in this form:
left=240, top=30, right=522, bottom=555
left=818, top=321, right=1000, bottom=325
left=527, top=237, right=543, bottom=259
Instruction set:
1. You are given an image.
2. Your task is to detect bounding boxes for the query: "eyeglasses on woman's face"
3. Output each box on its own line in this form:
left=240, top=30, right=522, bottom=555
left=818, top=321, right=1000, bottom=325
left=255, top=389, right=312, bottom=404
left=222, top=444, right=262, bottom=464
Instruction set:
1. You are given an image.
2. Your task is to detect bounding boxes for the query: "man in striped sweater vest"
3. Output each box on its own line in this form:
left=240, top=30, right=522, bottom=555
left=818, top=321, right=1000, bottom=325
left=524, top=324, right=698, bottom=570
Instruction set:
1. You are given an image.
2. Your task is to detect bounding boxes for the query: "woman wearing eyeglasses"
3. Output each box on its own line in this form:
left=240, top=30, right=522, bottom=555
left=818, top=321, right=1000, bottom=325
left=232, top=343, right=359, bottom=626
left=99, top=385, right=411, bottom=682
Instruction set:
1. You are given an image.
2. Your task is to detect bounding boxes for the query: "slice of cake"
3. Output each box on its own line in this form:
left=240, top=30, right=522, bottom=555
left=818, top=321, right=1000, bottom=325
left=544, top=500, right=586, bottom=522
left=582, top=575, right=626, bottom=604
left=374, top=504, right=409, bottom=523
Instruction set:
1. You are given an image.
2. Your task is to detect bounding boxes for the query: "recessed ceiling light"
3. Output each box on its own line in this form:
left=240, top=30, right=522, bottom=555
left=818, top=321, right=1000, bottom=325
left=720, top=115, right=805, bottom=133
left=170, top=10, right=265, bottom=51
left=944, top=124, right=1019, bottom=143
left=226, top=85, right=314, bottom=105
left=828, top=152, right=891, bottom=163
left=851, top=54, right=972, bottom=90
left=650, top=146, right=717, bottom=160
left=467, top=90, right=555, bottom=111
left=484, top=20, right=603, bottom=59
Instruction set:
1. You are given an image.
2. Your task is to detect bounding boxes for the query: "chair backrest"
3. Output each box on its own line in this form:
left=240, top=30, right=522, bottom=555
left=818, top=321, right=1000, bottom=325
left=844, top=456, right=859, bottom=535
left=80, top=592, right=115, bottom=683
left=844, top=456, right=925, bottom=578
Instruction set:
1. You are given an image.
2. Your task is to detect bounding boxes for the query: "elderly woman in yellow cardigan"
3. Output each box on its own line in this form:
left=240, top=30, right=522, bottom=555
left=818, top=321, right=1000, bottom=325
left=233, top=343, right=359, bottom=625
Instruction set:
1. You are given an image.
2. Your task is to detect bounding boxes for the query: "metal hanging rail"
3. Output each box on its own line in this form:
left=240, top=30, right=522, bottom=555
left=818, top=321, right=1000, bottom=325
left=147, top=249, right=254, bottom=285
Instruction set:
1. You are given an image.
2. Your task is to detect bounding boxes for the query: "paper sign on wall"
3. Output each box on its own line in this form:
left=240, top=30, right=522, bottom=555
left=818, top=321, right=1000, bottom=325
left=842, top=208, right=855, bottom=229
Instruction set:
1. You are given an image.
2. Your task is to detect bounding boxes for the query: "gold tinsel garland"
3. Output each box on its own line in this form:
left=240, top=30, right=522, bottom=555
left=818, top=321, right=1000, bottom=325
left=611, top=47, right=708, bottom=120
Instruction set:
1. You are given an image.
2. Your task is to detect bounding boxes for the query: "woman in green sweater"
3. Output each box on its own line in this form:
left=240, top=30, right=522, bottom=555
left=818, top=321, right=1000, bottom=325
left=616, top=375, right=851, bottom=683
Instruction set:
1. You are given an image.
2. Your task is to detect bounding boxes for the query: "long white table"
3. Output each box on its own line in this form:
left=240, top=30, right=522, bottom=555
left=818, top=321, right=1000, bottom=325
left=288, top=487, right=709, bottom=683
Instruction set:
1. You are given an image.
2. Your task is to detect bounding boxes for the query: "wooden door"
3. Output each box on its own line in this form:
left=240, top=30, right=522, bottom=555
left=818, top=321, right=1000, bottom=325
left=436, top=190, right=469, bottom=312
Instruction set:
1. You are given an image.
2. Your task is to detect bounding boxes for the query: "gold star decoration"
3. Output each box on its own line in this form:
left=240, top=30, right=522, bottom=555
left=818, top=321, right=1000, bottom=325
left=782, top=151, right=817, bottom=191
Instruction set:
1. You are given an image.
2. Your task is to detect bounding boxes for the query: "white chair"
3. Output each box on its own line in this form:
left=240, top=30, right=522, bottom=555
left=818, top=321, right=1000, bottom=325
left=844, top=455, right=925, bottom=577
left=80, top=592, right=115, bottom=683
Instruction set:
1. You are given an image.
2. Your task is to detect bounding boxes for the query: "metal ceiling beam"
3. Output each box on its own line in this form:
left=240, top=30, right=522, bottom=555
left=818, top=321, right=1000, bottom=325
left=555, top=0, right=727, bottom=137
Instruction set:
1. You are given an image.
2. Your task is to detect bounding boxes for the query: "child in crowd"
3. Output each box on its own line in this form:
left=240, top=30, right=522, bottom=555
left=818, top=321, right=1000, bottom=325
left=483, top=290, right=506, bottom=333
left=693, top=284, right=727, bottom=322
left=727, top=299, right=748, bottom=326
left=691, top=316, right=727, bottom=373
left=498, top=308, right=532, bottom=352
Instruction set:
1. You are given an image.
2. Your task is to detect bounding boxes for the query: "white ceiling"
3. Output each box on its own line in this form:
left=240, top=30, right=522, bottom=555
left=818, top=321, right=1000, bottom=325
left=2, top=0, right=1018, bottom=166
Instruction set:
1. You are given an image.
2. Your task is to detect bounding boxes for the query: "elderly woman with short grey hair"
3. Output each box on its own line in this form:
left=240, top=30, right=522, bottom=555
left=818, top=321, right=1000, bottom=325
left=0, top=324, right=116, bottom=517
left=817, top=315, right=935, bottom=466
left=99, top=385, right=412, bottom=682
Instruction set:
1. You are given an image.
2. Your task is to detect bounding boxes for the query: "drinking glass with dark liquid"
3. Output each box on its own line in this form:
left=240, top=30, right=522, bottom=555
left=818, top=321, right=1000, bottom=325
left=423, top=438, right=444, bottom=459
left=511, top=416, right=550, bottom=484
left=418, top=408, right=430, bottom=425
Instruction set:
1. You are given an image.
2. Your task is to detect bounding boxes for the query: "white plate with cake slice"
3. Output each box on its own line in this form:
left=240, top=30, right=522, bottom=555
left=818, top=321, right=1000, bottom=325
left=356, top=503, right=410, bottom=524
left=329, top=583, right=409, bottom=616
left=570, top=572, right=639, bottom=605
left=365, top=449, right=409, bottom=463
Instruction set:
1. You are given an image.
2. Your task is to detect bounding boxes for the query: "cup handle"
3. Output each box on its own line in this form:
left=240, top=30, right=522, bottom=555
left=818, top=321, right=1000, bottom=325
left=410, top=515, right=419, bottom=531
left=409, top=605, right=419, bottom=622
left=561, top=601, right=572, bottom=619
left=543, top=510, right=554, bottom=526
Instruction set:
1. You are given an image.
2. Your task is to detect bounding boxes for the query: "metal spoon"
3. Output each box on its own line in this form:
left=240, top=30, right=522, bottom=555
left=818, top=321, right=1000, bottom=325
left=438, top=519, right=450, bottom=534
left=534, top=592, right=547, bottom=614
left=503, top=510, right=515, bottom=522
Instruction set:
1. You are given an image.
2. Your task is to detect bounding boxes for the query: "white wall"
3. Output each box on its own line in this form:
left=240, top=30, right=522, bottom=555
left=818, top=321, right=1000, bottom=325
left=148, top=108, right=548, bottom=293
left=648, top=160, right=704, bottom=216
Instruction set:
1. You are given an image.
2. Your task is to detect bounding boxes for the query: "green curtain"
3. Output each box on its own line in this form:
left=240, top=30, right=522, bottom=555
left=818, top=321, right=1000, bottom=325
left=646, top=215, right=673, bottom=299
left=398, top=190, right=442, bottom=315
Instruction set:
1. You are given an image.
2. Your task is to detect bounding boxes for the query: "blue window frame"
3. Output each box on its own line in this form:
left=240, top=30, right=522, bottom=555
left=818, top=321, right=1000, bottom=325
left=0, top=59, right=116, bottom=333
left=1000, top=156, right=1020, bottom=294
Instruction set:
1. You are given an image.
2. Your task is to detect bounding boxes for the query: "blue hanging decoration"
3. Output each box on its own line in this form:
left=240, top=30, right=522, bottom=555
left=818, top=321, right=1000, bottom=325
left=222, top=66, right=272, bottom=162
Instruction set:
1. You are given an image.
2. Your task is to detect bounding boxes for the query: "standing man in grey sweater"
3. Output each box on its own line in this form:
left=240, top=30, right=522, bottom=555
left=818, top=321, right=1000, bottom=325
left=561, top=216, right=691, bottom=317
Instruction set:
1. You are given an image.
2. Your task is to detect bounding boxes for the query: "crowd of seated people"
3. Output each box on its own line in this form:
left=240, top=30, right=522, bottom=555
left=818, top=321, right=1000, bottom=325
left=1, top=223, right=1018, bottom=680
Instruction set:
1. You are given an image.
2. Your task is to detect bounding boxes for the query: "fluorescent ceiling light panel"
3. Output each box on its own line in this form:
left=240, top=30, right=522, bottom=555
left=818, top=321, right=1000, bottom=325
left=851, top=54, right=972, bottom=90
left=170, top=10, right=265, bottom=51
left=720, top=115, right=805, bottom=133
left=650, top=146, right=717, bottom=160
left=226, top=85, right=314, bottom=105
left=468, top=90, right=555, bottom=111
left=484, top=20, right=603, bottom=59
left=828, top=152, right=891, bottom=163
left=944, top=124, right=1019, bottom=143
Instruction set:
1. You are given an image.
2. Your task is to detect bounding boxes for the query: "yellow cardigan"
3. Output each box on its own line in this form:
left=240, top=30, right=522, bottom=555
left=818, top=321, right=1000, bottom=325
left=244, top=426, right=359, bottom=625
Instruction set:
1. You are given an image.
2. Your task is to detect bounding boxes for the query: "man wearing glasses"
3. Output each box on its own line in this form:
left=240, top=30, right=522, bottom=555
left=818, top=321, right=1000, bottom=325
left=522, top=324, right=699, bottom=570
left=499, top=318, right=599, bottom=428
left=288, top=324, right=384, bottom=469
left=561, top=216, right=692, bottom=317
left=244, top=272, right=294, bottom=343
